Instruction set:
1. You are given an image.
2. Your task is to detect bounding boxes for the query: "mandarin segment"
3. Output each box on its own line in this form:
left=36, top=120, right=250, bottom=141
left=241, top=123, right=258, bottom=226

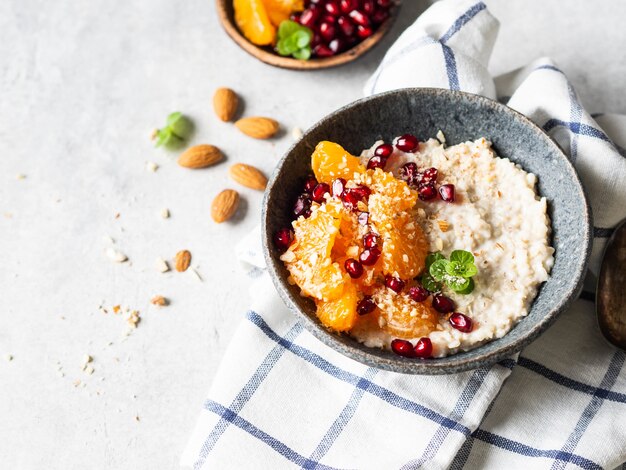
left=367, top=169, right=428, bottom=279
left=311, top=141, right=365, bottom=184
left=379, top=209, right=428, bottom=279
left=282, top=199, right=345, bottom=301
left=262, top=0, right=304, bottom=26
left=374, top=288, right=438, bottom=339
left=316, top=279, right=358, bottom=332
left=330, top=210, right=358, bottom=259
left=367, top=168, right=417, bottom=210
left=234, top=0, right=276, bottom=46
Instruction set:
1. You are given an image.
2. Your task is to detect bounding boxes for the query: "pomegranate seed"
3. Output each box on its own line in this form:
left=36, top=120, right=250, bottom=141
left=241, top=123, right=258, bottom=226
left=399, top=162, right=418, bottom=186
left=349, top=9, right=370, bottom=26
left=391, top=339, right=415, bottom=357
left=357, top=296, right=377, bottom=315
left=293, top=194, right=312, bottom=218
left=395, top=133, right=419, bottom=152
left=337, top=16, right=355, bottom=36
left=367, top=155, right=387, bottom=170
left=408, top=285, right=429, bottom=302
left=290, top=12, right=301, bottom=23
left=319, top=22, right=336, bottom=42
left=376, top=0, right=393, bottom=7
left=332, top=178, right=346, bottom=197
left=340, top=0, right=358, bottom=13
left=273, top=227, right=294, bottom=251
left=374, top=142, right=393, bottom=158
left=362, top=0, right=375, bottom=14
left=371, top=9, right=389, bottom=24
left=341, top=190, right=360, bottom=211
left=432, top=294, right=455, bottom=313
left=329, top=37, right=346, bottom=54
left=311, top=183, right=330, bottom=203
left=303, top=175, right=318, bottom=193
left=350, top=184, right=371, bottom=200
left=300, top=7, right=320, bottom=28
left=357, top=212, right=369, bottom=225
left=342, top=186, right=370, bottom=209
left=356, top=25, right=373, bottom=39
left=439, top=184, right=455, bottom=202
left=314, top=44, right=335, bottom=57
left=359, top=247, right=381, bottom=266
left=363, top=232, right=378, bottom=248
left=344, top=258, right=364, bottom=278
left=325, top=0, right=341, bottom=16
left=309, top=0, right=323, bottom=3
left=449, top=312, right=473, bottom=333
left=421, top=167, right=438, bottom=184
left=414, top=337, right=433, bottom=358
left=311, top=33, right=322, bottom=48
left=385, top=275, right=405, bottom=293
left=321, top=14, right=337, bottom=25
left=418, top=183, right=437, bottom=201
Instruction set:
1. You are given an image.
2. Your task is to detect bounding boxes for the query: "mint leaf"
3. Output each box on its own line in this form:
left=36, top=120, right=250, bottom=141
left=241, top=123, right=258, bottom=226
left=462, top=263, right=477, bottom=278
left=445, top=275, right=471, bottom=293
left=155, top=128, right=172, bottom=147
left=292, top=47, right=311, bottom=60
left=276, top=41, right=292, bottom=56
left=450, top=250, right=474, bottom=266
left=455, top=278, right=475, bottom=295
left=278, top=20, right=301, bottom=39
left=294, top=30, right=311, bottom=48
left=276, top=20, right=313, bottom=60
left=429, top=259, right=449, bottom=282
left=169, top=114, right=193, bottom=139
left=445, top=260, right=464, bottom=277
left=276, top=40, right=294, bottom=56
left=166, top=112, right=182, bottom=126
left=421, top=273, right=442, bottom=293
left=426, top=252, right=445, bottom=270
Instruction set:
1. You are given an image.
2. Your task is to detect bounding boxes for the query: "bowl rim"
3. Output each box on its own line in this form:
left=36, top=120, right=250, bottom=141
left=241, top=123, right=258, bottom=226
left=262, top=87, right=593, bottom=374
left=215, top=0, right=398, bottom=70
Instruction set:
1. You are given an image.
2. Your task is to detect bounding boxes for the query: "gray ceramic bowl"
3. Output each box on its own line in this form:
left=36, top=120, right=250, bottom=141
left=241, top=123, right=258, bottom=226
left=262, top=88, right=592, bottom=374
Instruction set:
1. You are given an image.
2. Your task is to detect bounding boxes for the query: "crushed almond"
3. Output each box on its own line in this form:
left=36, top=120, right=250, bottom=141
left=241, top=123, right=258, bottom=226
left=151, top=295, right=169, bottom=307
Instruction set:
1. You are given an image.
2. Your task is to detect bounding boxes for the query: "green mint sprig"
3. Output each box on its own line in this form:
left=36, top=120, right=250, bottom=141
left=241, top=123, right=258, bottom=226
left=421, top=250, right=478, bottom=295
left=276, top=20, right=313, bottom=60
left=153, top=112, right=193, bottom=149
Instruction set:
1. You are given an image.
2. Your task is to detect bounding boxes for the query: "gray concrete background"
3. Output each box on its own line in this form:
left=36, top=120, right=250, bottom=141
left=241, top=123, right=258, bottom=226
left=1, top=0, right=624, bottom=468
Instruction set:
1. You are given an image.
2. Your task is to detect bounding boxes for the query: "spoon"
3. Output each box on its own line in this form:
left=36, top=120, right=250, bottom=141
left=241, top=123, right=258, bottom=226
left=597, top=218, right=626, bottom=350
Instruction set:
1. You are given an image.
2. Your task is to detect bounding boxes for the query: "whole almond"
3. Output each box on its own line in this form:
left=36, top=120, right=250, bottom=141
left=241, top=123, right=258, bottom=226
left=235, top=117, right=279, bottom=139
left=229, top=163, right=268, bottom=190
left=178, top=144, right=222, bottom=169
left=213, top=88, right=239, bottom=122
left=175, top=250, right=191, bottom=272
left=211, top=189, right=240, bottom=223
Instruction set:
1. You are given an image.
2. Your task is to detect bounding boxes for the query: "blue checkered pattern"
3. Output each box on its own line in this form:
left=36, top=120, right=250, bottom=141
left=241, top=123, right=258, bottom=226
left=183, top=1, right=626, bottom=468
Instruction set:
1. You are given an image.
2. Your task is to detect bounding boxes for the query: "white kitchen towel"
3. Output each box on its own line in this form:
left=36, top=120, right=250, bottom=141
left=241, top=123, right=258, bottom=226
left=182, top=1, right=626, bottom=468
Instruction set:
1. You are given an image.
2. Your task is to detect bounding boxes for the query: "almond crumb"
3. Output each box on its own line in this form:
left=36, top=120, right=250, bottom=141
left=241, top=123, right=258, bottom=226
left=151, top=295, right=169, bottom=307
left=437, top=220, right=450, bottom=232
left=155, top=258, right=170, bottom=273
left=127, top=310, right=140, bottom=328
left=106, top=248, right=128, bottom=263
left=160, top=208, right=170, bottom=219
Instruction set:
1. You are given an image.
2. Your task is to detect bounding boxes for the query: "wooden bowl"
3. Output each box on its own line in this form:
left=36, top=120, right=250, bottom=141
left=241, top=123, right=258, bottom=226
left=215, top=0, right=399, bottom=70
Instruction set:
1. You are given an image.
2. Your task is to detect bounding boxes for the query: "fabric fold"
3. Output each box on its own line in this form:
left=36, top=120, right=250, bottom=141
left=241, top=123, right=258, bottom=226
left=184, top=1, right=626, bottom=468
